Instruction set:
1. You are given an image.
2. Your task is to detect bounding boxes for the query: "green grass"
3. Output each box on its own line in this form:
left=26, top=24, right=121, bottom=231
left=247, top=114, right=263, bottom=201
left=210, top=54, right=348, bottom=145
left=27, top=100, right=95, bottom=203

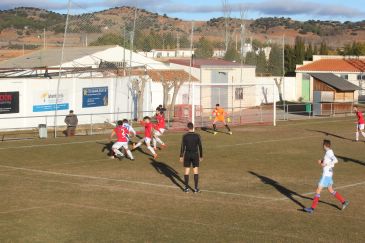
left=1, top=117, right=365, bottom=242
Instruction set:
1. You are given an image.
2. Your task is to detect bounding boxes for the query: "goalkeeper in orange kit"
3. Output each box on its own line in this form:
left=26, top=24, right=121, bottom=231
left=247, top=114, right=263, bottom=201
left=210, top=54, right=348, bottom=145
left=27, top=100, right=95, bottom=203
left=211, top=104, right=232, bottom=135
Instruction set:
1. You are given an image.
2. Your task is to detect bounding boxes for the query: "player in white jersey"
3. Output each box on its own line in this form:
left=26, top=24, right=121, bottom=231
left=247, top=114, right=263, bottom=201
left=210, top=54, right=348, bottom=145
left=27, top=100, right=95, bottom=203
left=122, top=119, right=136, bottom=141
left=304, top=140, right=349, bottom=213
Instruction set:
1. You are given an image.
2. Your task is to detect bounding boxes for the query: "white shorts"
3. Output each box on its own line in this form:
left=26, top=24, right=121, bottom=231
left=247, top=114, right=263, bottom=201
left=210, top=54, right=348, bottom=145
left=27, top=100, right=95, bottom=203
left=154, top=128, right=165, bottom=136
left=358, top=124, right=365, bottom=130
left=144, top=137, right=152, bottom=145
left=112, top=142, right=129, bottom=150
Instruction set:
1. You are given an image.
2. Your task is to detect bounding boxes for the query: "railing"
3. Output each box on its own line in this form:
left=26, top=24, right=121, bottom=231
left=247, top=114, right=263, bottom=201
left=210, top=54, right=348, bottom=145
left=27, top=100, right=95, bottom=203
left=0, top=102, right=359, bottom=141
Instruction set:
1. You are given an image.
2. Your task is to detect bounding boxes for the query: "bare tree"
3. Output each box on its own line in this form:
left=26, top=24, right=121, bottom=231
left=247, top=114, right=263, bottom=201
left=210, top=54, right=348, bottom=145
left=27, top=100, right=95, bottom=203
left=222, top=0, right=232, bottom=53
left=274, top=77, right=284, bottom=102
left=131, top=74, right=148, bottom=120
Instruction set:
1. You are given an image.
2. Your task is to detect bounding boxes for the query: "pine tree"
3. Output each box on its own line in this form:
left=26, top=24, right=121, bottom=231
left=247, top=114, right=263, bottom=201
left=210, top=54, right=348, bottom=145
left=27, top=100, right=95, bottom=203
left=305, top=43, right=314, bottom=61
left=245, top=51, right=257, bottom=66
left=268, top=44, right=283, bottom=76
left=319, top=41, right=329, bottom=55
left=256, top=49, right=267, bottom=76
left=284, top=44, right=296, bottom=76
left=195, top=37, right=214, bottom=58
left=224, top=45, right=240, bottom=61
left=294, top=36, right=305, bottom=64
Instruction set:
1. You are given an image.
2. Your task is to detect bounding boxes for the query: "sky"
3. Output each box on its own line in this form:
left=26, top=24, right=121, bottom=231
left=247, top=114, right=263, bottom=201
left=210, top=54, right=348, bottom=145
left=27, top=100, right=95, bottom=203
left=0, top=0, right=364, bottom=22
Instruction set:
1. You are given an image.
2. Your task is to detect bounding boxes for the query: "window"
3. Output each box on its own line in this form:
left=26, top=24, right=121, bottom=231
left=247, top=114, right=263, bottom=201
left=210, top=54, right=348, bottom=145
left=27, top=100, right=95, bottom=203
left=235, top=88, right=243, bottom=100
left=357, top=74, right=365, bottom=80
left=340, top=74, right=349, bottom=80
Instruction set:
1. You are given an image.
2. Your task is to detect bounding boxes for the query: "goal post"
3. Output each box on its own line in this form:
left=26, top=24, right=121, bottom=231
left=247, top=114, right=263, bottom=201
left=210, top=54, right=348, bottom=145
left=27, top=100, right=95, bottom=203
left=189, top=83, right=278, bottom=128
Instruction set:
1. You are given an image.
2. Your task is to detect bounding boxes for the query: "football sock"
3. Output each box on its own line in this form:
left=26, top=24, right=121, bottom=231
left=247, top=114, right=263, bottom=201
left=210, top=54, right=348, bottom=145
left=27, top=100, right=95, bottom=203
left=113, top=148, right=123, bottom=156
left=155, top=137, right=164, bottom=145
left=332, top=191, right=345, bottom=204
left=361, top=131, right=365, bottom=138
left=356, top=132, right=359, bottom=141
left=184, top=175, right=189, bottom=187
left=134, top=141, right=142, bottom=148
left=153, top=138, right=157, bottom=148
left=213, top=124, right=217, bottom=131
left=311, top=194, right=320, bottom=209
left=194, top=174, right=199, bottom=189
left=225, top=125, right=231, bottom=132
left=147, top=146, right=156, bottom=155
left=126, top=150, right=134, bottom=160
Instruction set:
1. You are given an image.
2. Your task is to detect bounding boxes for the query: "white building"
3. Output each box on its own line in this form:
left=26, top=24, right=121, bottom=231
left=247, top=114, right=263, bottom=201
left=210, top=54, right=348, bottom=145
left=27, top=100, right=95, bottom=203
left=138, top=49, right=194, bottom=59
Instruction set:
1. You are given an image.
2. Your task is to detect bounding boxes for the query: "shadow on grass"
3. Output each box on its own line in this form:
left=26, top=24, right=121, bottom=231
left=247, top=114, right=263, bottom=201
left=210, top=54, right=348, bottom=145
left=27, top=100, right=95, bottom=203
left=201, top=127, right=229, bottom=135
left=337, top=155, right=365, bottom=166
left=248, top=171, right=340, bottom=210
left=306, top=129, right=353, bottom=141
left=150, top=159, right=185, bottom=190
left=97, top=141, right=114, bottom=156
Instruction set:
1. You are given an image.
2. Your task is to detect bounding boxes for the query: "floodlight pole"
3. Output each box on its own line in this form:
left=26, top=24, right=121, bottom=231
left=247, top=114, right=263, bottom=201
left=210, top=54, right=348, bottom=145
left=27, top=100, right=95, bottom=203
left=54, top=0, right=71, bottom=138
left=273, top=84, right=277, bottom=127
left=192, top=84, right=195, bottom=126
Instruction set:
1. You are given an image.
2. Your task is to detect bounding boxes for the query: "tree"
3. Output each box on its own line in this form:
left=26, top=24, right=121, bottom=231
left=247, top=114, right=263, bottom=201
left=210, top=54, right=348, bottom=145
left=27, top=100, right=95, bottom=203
left=319, top=41, right=329, bottom=55
left=256, top=49, right=267, bottom=76
left=284, top=44, right=296, bottom=76
left=224, top=45, right=240, bottom=61
left=305, top=43, right=314, bottom=61
left=268, top=44, right=283, bottom=76
left=90, top=33, right=124, bottom=46
left=195, top=37, right=214, bottom=58
left=131, top=74, right=148, bottom=120
left=245, top=51, right=257, bottom=65
left=294, top=36, right=305, bottom=64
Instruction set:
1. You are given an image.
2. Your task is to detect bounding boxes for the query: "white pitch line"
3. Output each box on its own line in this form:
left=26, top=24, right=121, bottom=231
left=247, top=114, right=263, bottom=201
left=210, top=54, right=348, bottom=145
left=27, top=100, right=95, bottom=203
left=0, top=139, right=107, bottom=150
left=0, top=164, right=275, bottom=200
left=264, top=181, right=365, bottom=204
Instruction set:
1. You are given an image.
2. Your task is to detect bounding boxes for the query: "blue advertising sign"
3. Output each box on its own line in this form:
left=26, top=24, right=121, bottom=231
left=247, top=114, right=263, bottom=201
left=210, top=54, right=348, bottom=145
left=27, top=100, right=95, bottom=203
left=33, top=103, right=69, bottom=112
left=82, top=87, right=109, bottom=108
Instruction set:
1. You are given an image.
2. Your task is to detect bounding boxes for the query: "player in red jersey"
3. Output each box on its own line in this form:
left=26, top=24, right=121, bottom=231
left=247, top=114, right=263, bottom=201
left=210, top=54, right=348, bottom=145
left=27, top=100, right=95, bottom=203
left=153, top=108, right=167, bottom=150
left=133, top=116, right=158, bottom=159
left=354, top=106, right=365, bottom=142
left=110, top=120, right=134, bottom=160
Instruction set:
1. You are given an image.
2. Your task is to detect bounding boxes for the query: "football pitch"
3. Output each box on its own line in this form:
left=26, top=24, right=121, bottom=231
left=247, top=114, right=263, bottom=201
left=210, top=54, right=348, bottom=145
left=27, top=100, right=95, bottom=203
left=0, top=117, right=365, bottom=242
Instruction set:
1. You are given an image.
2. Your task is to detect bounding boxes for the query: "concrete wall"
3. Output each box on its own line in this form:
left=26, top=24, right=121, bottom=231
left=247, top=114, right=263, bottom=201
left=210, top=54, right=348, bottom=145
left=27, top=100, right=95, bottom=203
left=0, top=76, right=161, bottom=130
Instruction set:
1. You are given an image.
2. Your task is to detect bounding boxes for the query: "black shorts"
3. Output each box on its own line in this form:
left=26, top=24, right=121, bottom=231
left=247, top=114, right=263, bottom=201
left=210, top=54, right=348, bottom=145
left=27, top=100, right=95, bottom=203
left=184, top=152, right=200, bottom=168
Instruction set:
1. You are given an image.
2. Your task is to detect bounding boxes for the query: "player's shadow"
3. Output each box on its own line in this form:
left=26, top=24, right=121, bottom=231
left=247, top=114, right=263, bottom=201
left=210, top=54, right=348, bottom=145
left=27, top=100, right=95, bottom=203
left=337, top=155, right=365, bottom=166
left=248, top=171, right=340, bottom=210
left=306, top=129, right=352, bottom=141
left=201, top=127, right=215, bottom=134
left=150, top=159, right=186, bottom=191
left=201, top=126, right=229, bottom=135
left=98, top=141, right=114, bottom=156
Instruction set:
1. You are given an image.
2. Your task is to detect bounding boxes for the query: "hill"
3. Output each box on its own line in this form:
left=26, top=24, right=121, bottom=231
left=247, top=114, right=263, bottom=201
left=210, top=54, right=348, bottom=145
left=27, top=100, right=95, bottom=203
left=0, top=7, right=364, bottom=49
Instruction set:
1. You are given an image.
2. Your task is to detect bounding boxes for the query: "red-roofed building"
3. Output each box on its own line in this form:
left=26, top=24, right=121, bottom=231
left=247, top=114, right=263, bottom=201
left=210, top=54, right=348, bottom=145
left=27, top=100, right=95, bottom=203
left=296, top=55, right=365, bottom=102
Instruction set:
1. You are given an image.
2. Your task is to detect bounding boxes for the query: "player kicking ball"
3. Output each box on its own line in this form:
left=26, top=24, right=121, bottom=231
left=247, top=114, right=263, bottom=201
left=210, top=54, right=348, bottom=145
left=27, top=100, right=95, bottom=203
left=304, top=140, right=349, bottom=213
left=133, top=116, right=158, bottom=159
left=180, top=122, right=203, bottom=193
left=353, top=105, right=365, bottom=142
left=110, top=120, right=134, bottom=161
left=211, top=104, right=232, bottom=135
left=153, top=108, right=167, bottom=150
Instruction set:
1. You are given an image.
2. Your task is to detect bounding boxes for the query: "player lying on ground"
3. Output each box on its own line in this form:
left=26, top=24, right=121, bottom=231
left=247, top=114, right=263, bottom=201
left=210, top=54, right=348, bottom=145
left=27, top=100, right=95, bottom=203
left=153, top=108, right=167, bottom=150
left=304, top=140, right=349, bottom=213
left=179, top=122, right=203, bottom=193
left=110, top=120, right=134, bottom=161
left=211, top=104, right=232, bottom=135
left=133, top=116, right=158, bottom=159
left=353, top=105, right=365, bottom=142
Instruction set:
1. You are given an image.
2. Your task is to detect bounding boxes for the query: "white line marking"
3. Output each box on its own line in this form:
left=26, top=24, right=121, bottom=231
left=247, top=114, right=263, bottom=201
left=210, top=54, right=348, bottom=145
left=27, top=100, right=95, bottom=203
left=0, top=164, right=275, bottom=200
left=0, top=204, right=61, bottom=214
left=0, top=139, right=107, bottom=150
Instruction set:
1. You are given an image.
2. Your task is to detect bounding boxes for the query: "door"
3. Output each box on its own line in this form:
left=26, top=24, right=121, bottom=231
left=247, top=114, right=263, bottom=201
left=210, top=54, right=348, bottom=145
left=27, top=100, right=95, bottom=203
left=302, top=79, right=310, bottom=101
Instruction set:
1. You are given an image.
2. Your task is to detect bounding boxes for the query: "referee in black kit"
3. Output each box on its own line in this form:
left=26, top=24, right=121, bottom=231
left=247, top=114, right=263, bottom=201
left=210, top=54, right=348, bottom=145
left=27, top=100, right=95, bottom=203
left=179, top=122, right=203, bottom=193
